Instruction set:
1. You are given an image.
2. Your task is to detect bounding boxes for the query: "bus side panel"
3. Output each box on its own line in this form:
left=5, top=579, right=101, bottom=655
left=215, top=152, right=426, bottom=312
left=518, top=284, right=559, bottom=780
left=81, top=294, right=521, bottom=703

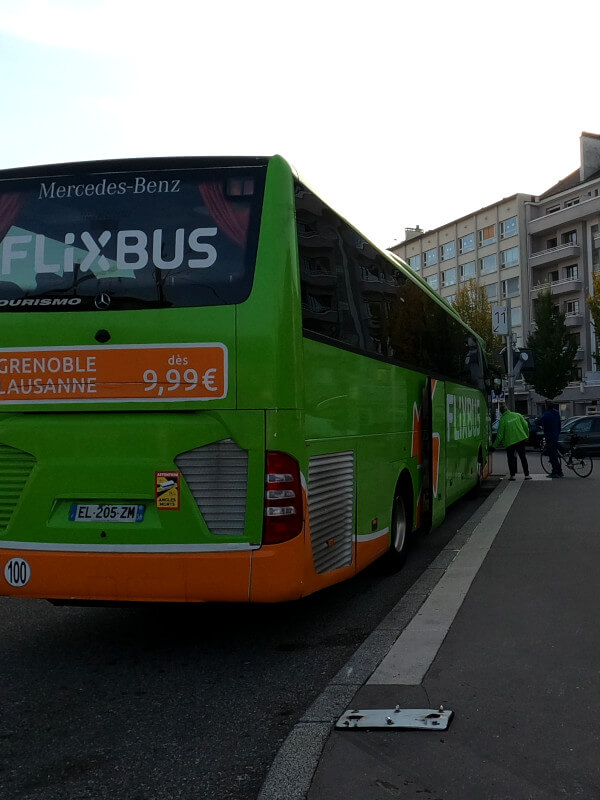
left=431, top=379, right=447, bottom=529
left=302, top=339, right=424, bottom=577
left=445, top=381, right=486, bottom=506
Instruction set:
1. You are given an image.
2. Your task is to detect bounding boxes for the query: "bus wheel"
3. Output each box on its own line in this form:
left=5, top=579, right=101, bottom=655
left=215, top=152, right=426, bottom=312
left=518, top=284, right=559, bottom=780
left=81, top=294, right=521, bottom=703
left=385, top=489, right=410, bottom=569
left=474, top=450, right=484, bottom=493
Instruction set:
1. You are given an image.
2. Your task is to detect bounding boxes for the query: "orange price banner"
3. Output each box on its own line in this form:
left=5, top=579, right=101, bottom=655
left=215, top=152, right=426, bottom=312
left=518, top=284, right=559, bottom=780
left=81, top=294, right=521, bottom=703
left=0, top=344, right=227, bottom=403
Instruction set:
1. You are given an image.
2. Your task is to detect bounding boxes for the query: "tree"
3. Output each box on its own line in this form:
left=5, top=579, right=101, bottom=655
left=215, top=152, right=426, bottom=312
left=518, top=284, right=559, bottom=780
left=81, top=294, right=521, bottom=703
left=526, top=289, right=578, bottom=399
left=586, top=270, right=600, bottom=367
left=453, top=279, right=503, bottom=371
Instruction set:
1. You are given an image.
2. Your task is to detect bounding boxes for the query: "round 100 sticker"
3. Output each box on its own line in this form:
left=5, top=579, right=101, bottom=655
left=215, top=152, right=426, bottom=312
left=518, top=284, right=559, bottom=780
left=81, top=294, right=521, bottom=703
left=4, top=558, right=31, bottom=587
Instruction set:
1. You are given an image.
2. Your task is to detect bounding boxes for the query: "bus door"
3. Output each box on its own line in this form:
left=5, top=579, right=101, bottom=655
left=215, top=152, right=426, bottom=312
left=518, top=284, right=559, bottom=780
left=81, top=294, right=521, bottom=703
left=420, top=378, right=446, bottom=532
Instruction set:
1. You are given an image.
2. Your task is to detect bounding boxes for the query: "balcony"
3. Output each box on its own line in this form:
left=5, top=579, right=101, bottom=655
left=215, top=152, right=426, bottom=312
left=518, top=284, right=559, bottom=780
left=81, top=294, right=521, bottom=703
left=528, top=194, right=600, bottom=234
left=530, top=277, right=582, bottom=299
left=565, top=313, right=583, bottom=327
left=529, top=243, right=580, bottom=268
left=585, top=371, right=600, bottom=386
left=574, top=347, right=585, bottom=362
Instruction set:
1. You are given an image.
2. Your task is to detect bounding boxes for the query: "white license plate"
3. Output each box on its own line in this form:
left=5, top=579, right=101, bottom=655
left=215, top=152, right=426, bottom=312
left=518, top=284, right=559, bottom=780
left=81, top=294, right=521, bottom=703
left=69, top=504, right=145, bottom=523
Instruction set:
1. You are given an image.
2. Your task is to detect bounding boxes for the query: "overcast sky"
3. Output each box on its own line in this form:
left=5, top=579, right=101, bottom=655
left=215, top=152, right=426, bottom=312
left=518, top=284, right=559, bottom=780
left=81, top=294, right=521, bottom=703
left=1, top=0, right=599, bottom=248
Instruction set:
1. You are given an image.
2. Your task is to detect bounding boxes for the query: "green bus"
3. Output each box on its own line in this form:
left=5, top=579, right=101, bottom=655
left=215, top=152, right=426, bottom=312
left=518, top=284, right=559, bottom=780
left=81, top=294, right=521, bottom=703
left=0, top=155, right=490, bottom=603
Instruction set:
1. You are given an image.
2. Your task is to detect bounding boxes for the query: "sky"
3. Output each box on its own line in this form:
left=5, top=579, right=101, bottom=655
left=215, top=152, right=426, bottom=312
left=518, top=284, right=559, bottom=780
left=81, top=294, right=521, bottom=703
left=1, top=0, right=599, bottom=249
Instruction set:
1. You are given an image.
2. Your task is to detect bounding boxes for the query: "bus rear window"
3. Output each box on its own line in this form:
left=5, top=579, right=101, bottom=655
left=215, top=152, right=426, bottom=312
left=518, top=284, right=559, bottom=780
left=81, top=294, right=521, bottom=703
left=0, top=166, right=266, bottom=312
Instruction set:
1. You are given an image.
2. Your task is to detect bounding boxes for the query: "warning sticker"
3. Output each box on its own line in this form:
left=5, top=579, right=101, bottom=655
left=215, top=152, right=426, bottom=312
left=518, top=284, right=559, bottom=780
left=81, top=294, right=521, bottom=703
left=155, top=471, right=181, bottom=510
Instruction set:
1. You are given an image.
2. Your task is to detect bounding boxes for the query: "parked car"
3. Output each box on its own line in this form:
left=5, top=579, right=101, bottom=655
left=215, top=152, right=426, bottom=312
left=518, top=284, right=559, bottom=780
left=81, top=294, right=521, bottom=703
left=523, top=415, right=544, bottom=449
left=491, top=414, right=544, bottom=449
left=558, top=415, right=600, bottom=456
left=560, top=416, right=586, bottom=432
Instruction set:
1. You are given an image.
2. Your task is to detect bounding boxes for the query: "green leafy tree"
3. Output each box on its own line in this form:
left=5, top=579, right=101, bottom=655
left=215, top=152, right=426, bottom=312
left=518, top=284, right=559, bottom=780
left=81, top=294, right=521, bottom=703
left=453, top=279, right=503, bottom=372
left=586, top=271, right=600, bottom=367
left=526, top=289, right=578, bottom=399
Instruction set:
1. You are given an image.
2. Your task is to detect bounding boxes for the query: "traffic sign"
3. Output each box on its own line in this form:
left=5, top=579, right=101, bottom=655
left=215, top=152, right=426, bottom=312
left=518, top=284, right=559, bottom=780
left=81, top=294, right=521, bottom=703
left=492, top=305, right=508, bottom=335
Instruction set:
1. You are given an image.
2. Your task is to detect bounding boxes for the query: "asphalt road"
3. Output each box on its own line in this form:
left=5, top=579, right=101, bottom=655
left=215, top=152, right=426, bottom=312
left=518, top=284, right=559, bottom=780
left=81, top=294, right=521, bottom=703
left=0, top=481, right=497, bottom=800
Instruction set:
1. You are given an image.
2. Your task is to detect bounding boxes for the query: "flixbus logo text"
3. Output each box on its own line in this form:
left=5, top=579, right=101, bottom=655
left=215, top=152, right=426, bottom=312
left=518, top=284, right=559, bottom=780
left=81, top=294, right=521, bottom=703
left=446, top=393, right=481, bottom=441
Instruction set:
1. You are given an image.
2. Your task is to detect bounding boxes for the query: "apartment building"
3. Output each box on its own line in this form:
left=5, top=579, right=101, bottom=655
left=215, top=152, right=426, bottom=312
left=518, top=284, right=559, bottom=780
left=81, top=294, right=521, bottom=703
left=389, top=132, right=600, bottom=417
left=388, top=194, right=533, bottom=410
left=526, top=132, right=600, bottom=416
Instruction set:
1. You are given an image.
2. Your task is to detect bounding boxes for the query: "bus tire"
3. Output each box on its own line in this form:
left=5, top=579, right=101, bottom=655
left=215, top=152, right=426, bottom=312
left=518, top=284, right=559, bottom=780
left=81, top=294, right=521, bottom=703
left=384, top=484, right=412, bottom=570
left=472, top=448, right=484, bottom=494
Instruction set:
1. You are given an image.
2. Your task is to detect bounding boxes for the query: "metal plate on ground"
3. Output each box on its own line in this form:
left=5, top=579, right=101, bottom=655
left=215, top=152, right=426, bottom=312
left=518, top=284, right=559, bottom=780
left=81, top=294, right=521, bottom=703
left=336, top=706, right=453, bottom=730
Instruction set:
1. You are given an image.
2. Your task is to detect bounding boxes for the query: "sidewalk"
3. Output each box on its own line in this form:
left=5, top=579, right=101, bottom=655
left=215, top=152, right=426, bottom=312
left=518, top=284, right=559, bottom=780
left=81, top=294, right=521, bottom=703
left=304, top=459, right=600, bottom=799
left=259, top=454, right=600, bottom=800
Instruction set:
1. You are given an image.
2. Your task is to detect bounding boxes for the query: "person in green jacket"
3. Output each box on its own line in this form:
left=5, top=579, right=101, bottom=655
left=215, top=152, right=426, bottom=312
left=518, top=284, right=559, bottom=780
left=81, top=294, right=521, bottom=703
left=493, top=404, right=532, bottom=481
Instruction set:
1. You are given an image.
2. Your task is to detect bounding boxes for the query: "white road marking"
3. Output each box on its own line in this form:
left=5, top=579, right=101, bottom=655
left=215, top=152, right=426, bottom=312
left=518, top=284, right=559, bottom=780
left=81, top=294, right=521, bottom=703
left=368, top=479, right=521, bottom=685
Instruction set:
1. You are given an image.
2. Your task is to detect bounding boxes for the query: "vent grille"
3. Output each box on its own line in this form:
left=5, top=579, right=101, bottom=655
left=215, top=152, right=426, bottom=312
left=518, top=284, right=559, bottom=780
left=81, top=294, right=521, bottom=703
left=308, top=451, right=354, bottom=573
left=0, top=444, right=36, bottom=532
left=175, top=439, right=248, bottom=536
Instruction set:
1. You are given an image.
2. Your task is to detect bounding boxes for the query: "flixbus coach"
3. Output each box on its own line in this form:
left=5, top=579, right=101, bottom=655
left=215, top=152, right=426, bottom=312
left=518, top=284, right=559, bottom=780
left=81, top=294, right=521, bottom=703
left=0, top=156, right=490, bottom=603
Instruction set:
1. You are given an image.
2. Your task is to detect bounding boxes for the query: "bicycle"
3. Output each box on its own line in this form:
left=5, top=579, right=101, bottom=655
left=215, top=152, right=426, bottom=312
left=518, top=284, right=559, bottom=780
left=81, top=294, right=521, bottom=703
left=540, top=433, right=593, bottom=478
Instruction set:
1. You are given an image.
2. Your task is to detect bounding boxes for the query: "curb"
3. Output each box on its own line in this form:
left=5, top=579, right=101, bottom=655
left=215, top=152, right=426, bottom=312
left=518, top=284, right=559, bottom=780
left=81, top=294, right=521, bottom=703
left=257, top=476, right=509, bottom=800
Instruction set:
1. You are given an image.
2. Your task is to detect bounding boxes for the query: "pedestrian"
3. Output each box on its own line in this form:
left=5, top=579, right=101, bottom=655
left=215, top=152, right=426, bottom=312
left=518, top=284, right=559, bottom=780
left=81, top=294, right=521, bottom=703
left=493, top=404, right=531, bottom=481
left=537, top=400, right=563, bottom=479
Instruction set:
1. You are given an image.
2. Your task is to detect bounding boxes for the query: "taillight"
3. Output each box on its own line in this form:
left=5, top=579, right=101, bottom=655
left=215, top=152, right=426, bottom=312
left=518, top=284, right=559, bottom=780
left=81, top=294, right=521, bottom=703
left=263, top=451, right=303, bottom=544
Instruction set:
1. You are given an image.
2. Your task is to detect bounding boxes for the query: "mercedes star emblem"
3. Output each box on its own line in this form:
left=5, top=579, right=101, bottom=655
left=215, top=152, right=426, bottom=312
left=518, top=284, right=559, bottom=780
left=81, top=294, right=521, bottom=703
left=94, top=292, right=111, bottom=310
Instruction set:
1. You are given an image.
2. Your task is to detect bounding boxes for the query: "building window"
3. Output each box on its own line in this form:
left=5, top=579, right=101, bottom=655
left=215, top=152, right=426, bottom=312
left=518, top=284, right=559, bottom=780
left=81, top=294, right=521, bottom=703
left=561, top=230, right=577, bottom=245
left=426, top=274, right=439, bottom=290
left=565, top=299, right=580, bottom=316
left=459, top=233, right=475, bottom=254
left=460, top=261, right=476, bottom=280
left=546, top=237, right=557, bottom=249
left=565, top=265, right=578, bottom=281
left=548, top=270, right=559, bottom=284
left=439, top=241, right=455, bottom=261
left=441, top=268, right=456, bottom=287
left=501, top=277, right=519, bottom=298
left=592, top=225, right=600, bottom=267
left=511, top=306, right=522, bottom=326
left=546, top=205, right=560, bottom=214
left=485, top=283, right=498, bottom=301
left=425, top=248, right=438, bottom=266
left=570, top=331, right=581, bottom=347
left=500, top=246, right=519, bottom=269
left=479, top=254, right=497, bottom=275
left=564, top=198, right=580, bottom=208
left=445, top=294, right=455, bottom=304
left=499, top=216, right=518, bottom=240
left=478, top=224, right=496, bottom=247
left=408, top=254, right=421, bottom=271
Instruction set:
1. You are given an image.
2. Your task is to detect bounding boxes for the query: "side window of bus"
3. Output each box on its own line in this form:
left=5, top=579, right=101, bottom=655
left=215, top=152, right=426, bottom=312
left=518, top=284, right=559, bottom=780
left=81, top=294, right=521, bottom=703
left=461, top=334, right=482, bottom=388
left=390, top=280, right=445, bottom=375
left=295, top=182, right=481, bottom=389
left=296, top=184, right=362, bottom=348
left=357, top=251, right=404, bottom=357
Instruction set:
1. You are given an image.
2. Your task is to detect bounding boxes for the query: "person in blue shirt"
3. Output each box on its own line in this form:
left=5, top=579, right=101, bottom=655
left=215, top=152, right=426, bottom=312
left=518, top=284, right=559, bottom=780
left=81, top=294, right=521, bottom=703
left=538, top=401, right=563, bottom=478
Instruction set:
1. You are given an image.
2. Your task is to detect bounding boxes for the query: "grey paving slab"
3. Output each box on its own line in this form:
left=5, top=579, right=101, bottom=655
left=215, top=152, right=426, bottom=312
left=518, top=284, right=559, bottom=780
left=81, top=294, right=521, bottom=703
left=259, top=476, right=511, bottom=799
left=307, top=471, right=600, bottom=800
left=368, top=481, right=520, bottom=685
